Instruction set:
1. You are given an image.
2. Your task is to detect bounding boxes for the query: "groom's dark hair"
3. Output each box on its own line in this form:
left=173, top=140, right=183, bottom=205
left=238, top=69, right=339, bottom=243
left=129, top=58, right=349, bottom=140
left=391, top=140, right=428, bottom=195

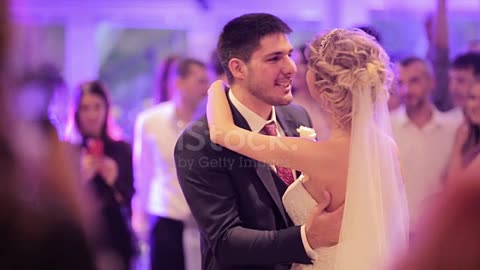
left=217, top=13, right=292, bottom=84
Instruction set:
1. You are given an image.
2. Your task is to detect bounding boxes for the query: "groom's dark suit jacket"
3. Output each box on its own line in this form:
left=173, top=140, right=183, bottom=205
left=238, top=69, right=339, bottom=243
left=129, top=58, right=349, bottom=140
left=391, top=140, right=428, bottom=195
left=174, top=97, right=313, bottom=270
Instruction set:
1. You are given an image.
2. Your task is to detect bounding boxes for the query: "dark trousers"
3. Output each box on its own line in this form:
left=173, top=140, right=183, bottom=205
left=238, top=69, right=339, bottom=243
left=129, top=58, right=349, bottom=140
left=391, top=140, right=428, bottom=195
left=150, top=216, right=185, bottom=270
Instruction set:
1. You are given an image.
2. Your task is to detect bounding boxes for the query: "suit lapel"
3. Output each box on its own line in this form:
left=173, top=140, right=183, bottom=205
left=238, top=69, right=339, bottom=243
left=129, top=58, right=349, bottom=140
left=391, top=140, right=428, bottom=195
left=276, top=106, right=300, bottom=137
left=228, top=98, right=289, bottom=226
left=253, top=161, right=289, bottom=225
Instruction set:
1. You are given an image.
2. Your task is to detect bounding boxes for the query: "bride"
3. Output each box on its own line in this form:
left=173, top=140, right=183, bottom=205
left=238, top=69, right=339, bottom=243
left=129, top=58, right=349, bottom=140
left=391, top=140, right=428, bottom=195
left=207, top=28, right=409, bottom=270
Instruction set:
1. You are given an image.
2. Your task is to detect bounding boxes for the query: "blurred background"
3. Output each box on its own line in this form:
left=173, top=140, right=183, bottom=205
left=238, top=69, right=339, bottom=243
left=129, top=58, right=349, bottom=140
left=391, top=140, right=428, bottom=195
left=9, top=0, right=480, bottom=140
left=3, top=1, right=480, bottom=270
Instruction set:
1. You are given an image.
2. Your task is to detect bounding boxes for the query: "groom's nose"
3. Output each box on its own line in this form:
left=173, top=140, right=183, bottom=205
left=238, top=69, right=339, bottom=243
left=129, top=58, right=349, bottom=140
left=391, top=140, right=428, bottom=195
left=282, top=55, right=297, bottom=76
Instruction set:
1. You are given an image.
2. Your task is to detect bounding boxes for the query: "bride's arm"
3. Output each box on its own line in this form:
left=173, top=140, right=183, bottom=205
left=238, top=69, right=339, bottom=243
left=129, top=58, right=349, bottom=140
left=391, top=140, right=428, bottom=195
left=207, top=80, right=317, bottom=174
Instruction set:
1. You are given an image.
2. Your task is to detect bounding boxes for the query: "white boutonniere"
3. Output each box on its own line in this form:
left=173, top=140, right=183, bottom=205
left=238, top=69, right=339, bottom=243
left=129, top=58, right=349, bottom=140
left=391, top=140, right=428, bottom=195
left=295, top=126, right=317, bottom=182
left=296, top=126, right=317, bottom=141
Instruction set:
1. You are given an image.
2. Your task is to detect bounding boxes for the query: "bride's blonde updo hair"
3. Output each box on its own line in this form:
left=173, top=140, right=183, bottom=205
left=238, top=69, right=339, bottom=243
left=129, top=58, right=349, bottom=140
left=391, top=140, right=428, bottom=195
left=307, top=28, right=393, bottom=128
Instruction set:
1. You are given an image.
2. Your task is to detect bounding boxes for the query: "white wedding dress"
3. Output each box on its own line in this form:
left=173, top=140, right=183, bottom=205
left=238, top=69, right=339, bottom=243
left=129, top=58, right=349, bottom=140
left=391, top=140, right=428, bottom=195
left=283, top=179, right=337, bottom=270
left=281, top=84, right=409, bottom=270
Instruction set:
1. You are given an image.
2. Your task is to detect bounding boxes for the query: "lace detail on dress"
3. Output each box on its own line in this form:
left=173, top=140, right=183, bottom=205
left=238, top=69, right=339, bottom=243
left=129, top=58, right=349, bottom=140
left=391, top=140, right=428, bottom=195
left=282, top=178, right=337, bottom=270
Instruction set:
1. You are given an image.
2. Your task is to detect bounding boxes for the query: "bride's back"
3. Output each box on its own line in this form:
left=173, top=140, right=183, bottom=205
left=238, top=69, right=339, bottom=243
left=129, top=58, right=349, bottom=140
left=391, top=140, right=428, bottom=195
left=286, top=28, right=407, bottom=270
left=298, top=28, right=394, bottom=213
left=302, top=138, right=350, bottom=211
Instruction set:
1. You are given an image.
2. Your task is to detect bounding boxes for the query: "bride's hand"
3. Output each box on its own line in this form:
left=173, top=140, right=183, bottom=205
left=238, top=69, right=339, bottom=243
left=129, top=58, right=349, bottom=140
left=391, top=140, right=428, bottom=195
left=207, top=80, right=235, bottom=144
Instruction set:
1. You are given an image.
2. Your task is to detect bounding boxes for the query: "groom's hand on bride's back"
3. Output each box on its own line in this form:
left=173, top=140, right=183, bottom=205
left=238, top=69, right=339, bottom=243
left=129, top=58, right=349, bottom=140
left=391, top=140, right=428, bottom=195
left=305, top=191, right=344, bottom=249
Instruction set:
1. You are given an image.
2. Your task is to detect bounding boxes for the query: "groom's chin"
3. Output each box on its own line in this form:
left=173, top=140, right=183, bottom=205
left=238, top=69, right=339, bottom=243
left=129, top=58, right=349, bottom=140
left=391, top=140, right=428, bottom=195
left=272, top=94, right=294, bottom=106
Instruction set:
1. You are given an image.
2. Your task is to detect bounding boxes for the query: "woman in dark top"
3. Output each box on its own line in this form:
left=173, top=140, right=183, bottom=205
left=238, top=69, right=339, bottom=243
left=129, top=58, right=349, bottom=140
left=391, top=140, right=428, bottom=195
left=446, top=79, right=480, bottom=183
left=72, top=80, right=136, bottom=269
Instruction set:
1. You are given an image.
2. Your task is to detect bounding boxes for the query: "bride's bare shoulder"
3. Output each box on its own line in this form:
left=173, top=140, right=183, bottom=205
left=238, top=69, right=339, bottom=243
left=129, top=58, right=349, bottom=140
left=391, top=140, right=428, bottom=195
left=313, top=139, right=350, bottom=161
left=302, top=139, right=350, bottom=209
left=303, top=139, right=350, bottom=182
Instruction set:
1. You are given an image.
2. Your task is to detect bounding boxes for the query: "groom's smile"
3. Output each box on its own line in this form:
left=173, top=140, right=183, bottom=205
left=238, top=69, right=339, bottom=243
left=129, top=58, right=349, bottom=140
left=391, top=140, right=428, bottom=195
left=275, top=78, right=293, bottom=93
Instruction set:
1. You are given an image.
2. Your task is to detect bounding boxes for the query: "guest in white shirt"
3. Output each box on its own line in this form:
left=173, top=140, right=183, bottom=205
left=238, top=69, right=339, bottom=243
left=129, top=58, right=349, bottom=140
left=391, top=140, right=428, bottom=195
left=392, top=57, right=460, bottom=234
left=132, top=58, right=210, bottom=270
left=447, top=52, right=480, bottom=122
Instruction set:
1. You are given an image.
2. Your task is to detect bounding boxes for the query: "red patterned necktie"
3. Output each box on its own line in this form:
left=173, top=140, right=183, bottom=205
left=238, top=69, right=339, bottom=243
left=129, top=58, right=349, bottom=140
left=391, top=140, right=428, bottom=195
left=260, top=122, right=295, bottom=185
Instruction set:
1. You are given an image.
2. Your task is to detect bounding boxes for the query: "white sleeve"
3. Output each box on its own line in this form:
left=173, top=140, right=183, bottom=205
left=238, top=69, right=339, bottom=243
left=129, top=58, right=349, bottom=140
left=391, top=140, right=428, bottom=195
left=131, top=115, right=154, bottom=240
left=301, top=225, right=318, bottom=260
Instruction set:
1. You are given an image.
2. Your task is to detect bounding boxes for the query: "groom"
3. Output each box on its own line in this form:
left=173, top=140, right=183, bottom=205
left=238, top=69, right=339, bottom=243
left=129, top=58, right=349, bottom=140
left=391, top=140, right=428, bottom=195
left=174, top=13, right=343, bottom=270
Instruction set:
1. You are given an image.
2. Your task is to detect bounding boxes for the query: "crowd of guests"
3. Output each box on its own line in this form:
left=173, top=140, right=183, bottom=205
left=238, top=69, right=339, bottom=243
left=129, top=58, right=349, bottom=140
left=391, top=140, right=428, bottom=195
left=1, top=0, right=480, bottom=269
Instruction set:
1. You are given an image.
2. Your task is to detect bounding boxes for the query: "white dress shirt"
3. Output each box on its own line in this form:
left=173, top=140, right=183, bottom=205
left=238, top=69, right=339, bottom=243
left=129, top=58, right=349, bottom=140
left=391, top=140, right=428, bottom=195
left=444, top=106, right=464, bottom=123
left=133, top=101, right=201, bottom=270
left=229, top=91, right=317, bottom=260
left=390, top=107, right=461, bottom=230
left=133, top=101, right=192, bottom=221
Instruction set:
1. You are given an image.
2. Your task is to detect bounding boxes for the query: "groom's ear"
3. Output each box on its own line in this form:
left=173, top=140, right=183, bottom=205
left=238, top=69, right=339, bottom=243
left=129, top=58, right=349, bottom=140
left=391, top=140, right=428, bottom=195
left=228, top=58, right=246, bottom=81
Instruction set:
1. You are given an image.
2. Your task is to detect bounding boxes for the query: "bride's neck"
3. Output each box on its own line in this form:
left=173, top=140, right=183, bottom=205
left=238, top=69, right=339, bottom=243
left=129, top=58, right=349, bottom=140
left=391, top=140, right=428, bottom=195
left=327, top=115, right=350, bottom=140
left=329, top=126, right=350, bottom=140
